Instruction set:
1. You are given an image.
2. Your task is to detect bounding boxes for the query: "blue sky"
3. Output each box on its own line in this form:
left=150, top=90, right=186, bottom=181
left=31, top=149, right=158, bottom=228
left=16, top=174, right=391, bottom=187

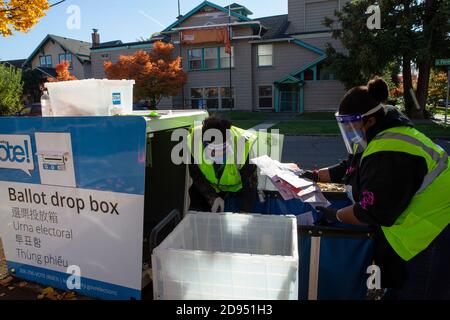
left=0, top=0, right=287, bottom=61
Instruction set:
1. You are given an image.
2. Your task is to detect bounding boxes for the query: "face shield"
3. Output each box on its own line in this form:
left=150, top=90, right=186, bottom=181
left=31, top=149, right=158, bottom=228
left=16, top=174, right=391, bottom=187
left=335, top=104, right=384, bottom=154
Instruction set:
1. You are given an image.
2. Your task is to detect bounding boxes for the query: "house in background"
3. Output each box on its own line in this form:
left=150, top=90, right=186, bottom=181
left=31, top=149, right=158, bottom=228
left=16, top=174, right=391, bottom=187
left=0, top=59, right=27, bottom=69
left=2, top=0, right=350, bottom=113
left=21, top=34, right=92, bottom=80
left=159, top=0, right=349, bottom=112
left=90, top=29, right=166, bottom=79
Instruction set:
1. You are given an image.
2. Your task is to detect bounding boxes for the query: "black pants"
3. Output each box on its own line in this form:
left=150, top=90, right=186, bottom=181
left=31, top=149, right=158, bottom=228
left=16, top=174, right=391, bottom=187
left=387, top=223, right=450, bottom=300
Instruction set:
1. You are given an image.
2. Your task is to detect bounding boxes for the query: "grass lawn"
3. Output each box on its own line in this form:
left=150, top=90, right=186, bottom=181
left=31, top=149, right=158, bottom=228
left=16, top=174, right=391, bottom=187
left=433, top=107, right=449, bottom=116
left=272, top=121, right=340, bottom=135
left=205, top=111, right=450, bottom=138
left=273, top=120, right=450, bottom=138
left=416, top=123, right=450, bottom=138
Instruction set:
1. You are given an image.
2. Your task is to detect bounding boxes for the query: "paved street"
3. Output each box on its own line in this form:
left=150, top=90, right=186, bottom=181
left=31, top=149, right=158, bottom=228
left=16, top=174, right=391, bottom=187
left=282, top=136, right=450, bottom=169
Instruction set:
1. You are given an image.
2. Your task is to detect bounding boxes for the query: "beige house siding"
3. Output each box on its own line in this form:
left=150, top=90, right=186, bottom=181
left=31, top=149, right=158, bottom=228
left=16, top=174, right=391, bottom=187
left=232, top=26, right=254, bottom=37
left=30, top=40, right=87, bottom=79
left=294, top=34, right=347, bottom=54
left=179, top=10, right=239, bottom=28
left=253, top=41, right=321, bottom=110
left=181, top=39, right=253, bottom=111
left=287, top=0, right=350, bottom=34
left=303, top=80, right=345, bottom=111
left=287, top=0, right=306, bottom=34
left=305, top=0, right=339, bottom=32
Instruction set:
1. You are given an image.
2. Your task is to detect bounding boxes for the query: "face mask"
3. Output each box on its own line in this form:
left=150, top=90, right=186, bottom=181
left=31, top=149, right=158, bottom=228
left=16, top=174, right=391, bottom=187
left=204, top=141, right=233, bottom=164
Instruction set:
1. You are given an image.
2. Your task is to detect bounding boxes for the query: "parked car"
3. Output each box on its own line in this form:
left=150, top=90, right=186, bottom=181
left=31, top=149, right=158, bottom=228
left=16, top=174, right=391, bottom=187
left=16, top=103, right=42, bottom=116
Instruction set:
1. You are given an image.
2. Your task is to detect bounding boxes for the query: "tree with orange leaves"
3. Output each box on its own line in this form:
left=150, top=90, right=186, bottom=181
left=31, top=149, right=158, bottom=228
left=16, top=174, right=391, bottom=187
left=0, top=0, right=50, bottom=37
left=104, top=41, right=187, bottom=109
left=47, top=60, right=77, bottom=82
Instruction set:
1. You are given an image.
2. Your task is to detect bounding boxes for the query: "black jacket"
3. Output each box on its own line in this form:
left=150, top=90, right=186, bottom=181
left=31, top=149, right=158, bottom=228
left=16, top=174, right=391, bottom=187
left=329, top=106, right=428, bottom=288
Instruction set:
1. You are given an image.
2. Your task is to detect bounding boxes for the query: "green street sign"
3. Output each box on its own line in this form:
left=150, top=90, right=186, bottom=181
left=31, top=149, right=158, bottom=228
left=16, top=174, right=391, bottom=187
left=435, top=59, right=450, bottom=66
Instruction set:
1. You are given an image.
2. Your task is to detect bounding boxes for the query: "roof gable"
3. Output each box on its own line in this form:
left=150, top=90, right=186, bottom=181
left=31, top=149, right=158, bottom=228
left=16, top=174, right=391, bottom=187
left=163, top=1, right=250, bottom=31
left=23, top=34, right=92, bottom=67
left=225, top=3, right=253, bottom=16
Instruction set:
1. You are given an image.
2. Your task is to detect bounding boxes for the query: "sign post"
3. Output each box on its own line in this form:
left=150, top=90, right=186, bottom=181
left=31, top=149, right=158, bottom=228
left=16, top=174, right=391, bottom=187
left=435, top=59, right=450, bottom=125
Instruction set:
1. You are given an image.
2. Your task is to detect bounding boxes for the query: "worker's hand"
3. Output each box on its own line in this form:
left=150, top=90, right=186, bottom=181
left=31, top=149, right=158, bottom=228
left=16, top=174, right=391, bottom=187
left=211, top=197, right=225, bottom=213
left=315, top=206, right=339, bottom=224
left=300, top=170, right=319, bottom=182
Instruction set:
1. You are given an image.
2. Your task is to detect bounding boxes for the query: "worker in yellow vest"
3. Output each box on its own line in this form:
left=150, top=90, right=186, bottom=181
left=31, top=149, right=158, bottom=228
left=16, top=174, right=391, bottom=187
left=187, top=115, right=258, bottom=213
left=301, top=77, right=450, bottom=299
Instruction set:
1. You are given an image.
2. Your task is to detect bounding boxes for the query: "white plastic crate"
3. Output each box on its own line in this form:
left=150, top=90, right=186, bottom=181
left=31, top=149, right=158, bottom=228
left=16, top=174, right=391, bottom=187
left=45, top=79, right=134, bottom=116
left=152, top=212, right=298, bottom=300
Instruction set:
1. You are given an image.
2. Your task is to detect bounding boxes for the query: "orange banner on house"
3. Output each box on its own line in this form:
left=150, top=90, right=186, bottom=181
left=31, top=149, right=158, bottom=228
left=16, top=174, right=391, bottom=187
left=181, top=27, right=231, bottom=54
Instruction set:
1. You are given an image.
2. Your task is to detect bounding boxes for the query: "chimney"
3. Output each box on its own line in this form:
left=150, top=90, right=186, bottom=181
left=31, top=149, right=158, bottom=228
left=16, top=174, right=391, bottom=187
left=92, top=29, right=100, bottom=47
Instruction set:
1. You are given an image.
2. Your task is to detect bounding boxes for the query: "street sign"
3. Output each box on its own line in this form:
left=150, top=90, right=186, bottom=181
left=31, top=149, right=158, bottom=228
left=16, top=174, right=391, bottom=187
left=435, top=59, right=450, bottom=66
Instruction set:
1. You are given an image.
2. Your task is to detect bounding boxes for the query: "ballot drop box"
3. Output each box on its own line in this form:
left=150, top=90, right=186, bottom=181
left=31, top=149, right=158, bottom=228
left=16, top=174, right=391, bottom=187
left=0, top=111, right=207, bottom=300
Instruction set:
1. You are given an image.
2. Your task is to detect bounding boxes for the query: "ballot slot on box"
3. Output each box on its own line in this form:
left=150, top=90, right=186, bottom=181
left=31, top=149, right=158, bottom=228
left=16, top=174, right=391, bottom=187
left=41, top=152, right=67, bottom=171
left=35, top=132, right=76, bottom=188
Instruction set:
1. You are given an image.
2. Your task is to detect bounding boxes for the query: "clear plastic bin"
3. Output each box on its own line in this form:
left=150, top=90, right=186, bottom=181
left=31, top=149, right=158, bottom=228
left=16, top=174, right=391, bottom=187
left=45, top=79, right=135, bottom=116
left=152, top=212, right=298, bottom=300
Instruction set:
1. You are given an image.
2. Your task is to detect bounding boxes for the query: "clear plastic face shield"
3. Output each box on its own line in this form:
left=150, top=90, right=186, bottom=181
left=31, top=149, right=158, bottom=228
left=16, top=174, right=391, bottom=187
left=335, top=104, right=384, bottom=154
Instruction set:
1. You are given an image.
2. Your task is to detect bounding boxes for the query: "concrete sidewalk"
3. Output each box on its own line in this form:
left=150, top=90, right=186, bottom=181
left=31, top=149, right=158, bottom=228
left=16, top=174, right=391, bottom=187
left=249, top=122, right=278, bottom=131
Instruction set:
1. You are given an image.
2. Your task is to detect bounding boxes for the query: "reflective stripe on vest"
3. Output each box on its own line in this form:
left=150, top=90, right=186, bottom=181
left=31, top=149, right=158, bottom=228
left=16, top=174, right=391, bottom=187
left=187, top=126, right=257, bottom=193
left=361, top=126, right=450, bottom=261
left=369, top=130, right=449, bottom=193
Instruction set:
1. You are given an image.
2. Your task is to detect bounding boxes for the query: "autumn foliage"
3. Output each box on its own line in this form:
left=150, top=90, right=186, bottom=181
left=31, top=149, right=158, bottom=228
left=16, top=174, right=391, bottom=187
left=0, top=0, right=49, bottom=37
left=104, top=41, right=187, bottom=108
left=47, top=61, right=78, bottom=82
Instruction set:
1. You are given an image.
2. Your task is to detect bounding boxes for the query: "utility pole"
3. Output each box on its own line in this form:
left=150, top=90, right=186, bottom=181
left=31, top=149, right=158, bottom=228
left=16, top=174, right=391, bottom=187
left=178, top=0, right=185, bottom=109
left=228, top=6, right=232, bottom=110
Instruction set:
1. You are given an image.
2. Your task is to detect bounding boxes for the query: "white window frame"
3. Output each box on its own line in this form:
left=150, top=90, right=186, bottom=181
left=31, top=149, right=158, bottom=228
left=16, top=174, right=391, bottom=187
left=190, top=86, right=235, bottom=109
left=219, top=46, right=234, bottom=69
left=220, top=86, right=235, bottom=109
left=39, top=56, right=46, bottom=66
left=203, top=86, right=220, bottom=109
left=40, top=55, right=52, bottom=67
left=58, top=53, right=73, bottom=69
left=257, top=44, right=273, bottom=67
left=45, top=55, right=52, bottom=67
left=203, top=47, right=219, bottom=70
left=188, top=48, right=203, bottom=71
left=258, top=85, right=274, bottom=109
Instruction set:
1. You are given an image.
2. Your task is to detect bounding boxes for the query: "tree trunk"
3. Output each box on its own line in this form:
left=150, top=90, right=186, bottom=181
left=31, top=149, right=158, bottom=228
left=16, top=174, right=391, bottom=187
left=413, top=0, right=438, bottom=119
left=402, top=56, right=415, bottom=116
left=415, top=60, right=432, bottom=119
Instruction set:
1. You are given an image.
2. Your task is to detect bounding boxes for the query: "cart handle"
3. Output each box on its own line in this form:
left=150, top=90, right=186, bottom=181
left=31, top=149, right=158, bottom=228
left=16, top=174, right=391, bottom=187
left=149, top=209, right=181, bottom=254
